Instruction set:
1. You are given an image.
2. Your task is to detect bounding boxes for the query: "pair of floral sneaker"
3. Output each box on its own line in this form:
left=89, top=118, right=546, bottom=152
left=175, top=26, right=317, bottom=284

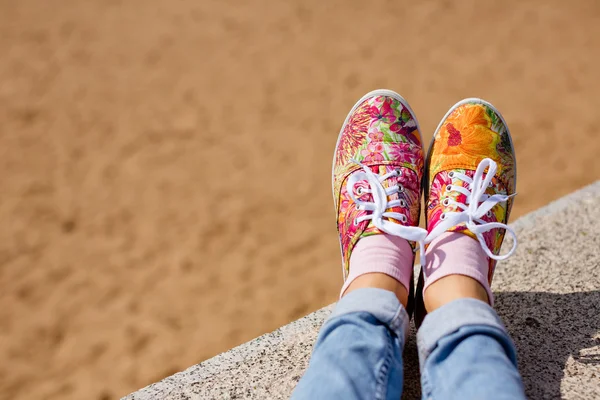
left=332, top=89, right=517, bottom=324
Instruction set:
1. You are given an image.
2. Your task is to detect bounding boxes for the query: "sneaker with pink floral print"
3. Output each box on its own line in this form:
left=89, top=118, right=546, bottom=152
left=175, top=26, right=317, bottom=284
left=332, top=90, right=428, bottom=313
left=414, top=98, right=518, bottom=326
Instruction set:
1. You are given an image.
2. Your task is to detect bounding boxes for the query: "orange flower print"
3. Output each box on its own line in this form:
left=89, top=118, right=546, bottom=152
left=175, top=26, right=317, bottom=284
left=436, top=104, right=499, bottom=164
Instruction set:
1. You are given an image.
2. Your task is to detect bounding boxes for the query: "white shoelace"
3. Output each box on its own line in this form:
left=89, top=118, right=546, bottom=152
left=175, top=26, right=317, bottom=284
left=347, top=160, right=428, bottom=245
left=421, top=158, right=517, bottom=270
left=347, top=158, right=517, bottom=272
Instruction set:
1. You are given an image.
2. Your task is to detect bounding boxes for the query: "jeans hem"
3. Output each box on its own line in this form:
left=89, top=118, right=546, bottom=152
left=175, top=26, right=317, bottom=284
left=330, top=288, right=410, bottom=340
left=416, top=297, right=507, bottom=365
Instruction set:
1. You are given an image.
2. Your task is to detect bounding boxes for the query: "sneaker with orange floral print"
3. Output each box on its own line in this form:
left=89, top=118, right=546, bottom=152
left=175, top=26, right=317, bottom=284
left=414, top=98, right=518, bottom=326
left=332, top=89, right=428, bottom=313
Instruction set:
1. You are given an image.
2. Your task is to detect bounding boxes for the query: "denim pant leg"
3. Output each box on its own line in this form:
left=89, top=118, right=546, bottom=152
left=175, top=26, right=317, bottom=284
left=292, top=288, right=410, bottom=400
left=417, top=298, right=526, bottom=400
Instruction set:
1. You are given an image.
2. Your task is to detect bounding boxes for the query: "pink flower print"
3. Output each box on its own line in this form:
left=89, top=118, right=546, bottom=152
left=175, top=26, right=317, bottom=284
left=361, top=142, right=385, bottom=162
left=335, top=101, right=369, bottom=166
left=368, top=130, right=384, bottom=142
left=428, top=207, right=443, bottom=233
left=389, top=144, right=417, bottom=165
left=430, top=173, right=447, bottom=199
left=369, top=97, right=397, bottom=124
left=400, top=167, right=420, bottom=192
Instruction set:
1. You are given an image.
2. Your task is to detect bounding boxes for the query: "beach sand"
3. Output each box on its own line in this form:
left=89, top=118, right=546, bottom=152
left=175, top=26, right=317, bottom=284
left=0, top=0, right=599, bottom=399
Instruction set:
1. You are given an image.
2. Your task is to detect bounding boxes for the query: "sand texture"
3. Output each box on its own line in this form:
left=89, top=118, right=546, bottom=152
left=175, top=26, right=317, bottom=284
left=1, top=1, right=599, bottom=399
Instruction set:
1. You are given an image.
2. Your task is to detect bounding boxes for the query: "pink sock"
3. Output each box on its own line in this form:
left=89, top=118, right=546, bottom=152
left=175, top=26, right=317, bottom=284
left=340, top=234, right=414, bottom=298
left=422, top=232, right=494, bottom=305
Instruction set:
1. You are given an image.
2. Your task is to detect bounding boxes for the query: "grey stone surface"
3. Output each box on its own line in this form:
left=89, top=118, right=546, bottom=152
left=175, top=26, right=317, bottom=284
left=124, top=181, right=600, bottom=400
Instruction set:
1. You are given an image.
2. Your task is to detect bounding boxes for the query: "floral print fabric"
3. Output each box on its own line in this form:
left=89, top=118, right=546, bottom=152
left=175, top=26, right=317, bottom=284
left=427, top=102, right=515, bottom=193
left=425, top=101, right=516, bottom=283
left=333, top=94, right=424, bottom=277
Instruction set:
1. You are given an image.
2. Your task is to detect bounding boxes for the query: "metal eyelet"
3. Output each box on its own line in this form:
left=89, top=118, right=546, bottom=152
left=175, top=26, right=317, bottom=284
left=356, top=187, right=363, bottom=195
left=486, top=210, right=493, bottom=218
left=400, top=214, right=407, bottom=223
left=446, top=184, right=452, bottom=192
left=397, top=184, right=404, bottom=193
left=395, top=168, right=403, bottom=176
left=399, top=199, right=407, bottom=208
left=353, top=218, right=359, bottom=226
left=442, top=198, right=450, bottom=206
left=440, top=213, right=447, bottom=220
left=448, top=171, right=454, bottom=178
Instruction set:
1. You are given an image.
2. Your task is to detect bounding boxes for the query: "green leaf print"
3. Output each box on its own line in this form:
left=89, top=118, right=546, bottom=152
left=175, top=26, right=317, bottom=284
left=401, top=109, right=411, bottom=122
left=485, top=106, right=504, bottom=133
left=383, top=130, right=395, bottom=143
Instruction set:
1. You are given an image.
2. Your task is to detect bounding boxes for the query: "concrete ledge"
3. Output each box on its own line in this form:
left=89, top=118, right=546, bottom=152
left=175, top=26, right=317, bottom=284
left=124, top=181, right=600, bottom=400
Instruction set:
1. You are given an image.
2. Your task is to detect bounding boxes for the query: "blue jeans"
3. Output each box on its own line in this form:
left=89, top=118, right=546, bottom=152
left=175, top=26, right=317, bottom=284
left=292, top=288, right=525, bottom=400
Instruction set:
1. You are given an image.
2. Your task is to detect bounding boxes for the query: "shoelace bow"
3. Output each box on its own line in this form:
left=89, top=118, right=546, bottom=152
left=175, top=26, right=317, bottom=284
left=347, top=158, right=517, bottom=272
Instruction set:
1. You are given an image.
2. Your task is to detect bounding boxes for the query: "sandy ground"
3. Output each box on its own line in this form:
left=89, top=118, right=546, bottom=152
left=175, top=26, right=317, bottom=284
left=0, top=1, right=599, bottom=399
